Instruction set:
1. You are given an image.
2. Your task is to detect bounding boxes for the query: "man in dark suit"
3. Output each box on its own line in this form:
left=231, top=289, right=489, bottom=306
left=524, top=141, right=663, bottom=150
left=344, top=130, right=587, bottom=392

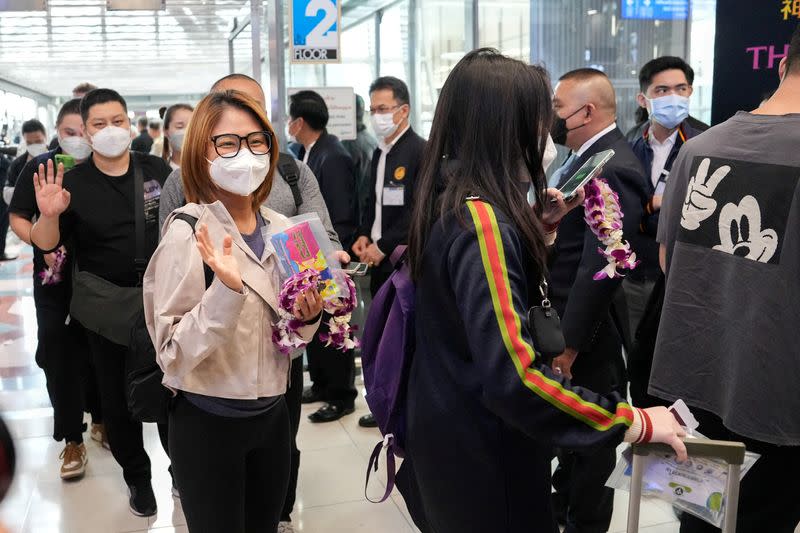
left=130, top=116, right=153, bottom=153
left=353, top=77, right=426, bottom=294
left=548, top=68, right=648, bottom=533
left=351, top=76, right=426, bottom=428
left=288, top=90, right=359, bottom=423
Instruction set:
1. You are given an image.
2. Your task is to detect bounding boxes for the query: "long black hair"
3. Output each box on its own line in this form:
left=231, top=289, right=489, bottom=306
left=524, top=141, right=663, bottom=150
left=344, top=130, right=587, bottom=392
left=161, top=103, right=193, bottom=164
left=408, top=48, right=552, bottom=280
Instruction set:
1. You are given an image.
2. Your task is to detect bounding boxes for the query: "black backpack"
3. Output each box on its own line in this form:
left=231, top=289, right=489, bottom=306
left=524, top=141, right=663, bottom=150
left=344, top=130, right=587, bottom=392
left=126, top=214, right=213, bottom=423
left=277, top=152, right=303, bottom=208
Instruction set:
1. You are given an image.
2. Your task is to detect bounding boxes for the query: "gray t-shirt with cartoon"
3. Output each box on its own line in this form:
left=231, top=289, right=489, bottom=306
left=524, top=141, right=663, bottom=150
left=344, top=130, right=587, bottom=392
left=655, top=111, right=800, bottom=446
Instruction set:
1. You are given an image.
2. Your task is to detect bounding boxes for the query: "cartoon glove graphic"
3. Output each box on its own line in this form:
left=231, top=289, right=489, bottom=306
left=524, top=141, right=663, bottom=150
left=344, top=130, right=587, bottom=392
left=681, top=158, right=731, bottom=231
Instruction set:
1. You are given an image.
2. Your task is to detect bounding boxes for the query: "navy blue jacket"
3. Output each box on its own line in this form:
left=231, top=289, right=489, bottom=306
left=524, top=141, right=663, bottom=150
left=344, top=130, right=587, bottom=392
left=298, top=131, right=357, bottom=250
left=629, top=120, right=707, bottom=279
left=400, top=200, right=634, bottom=533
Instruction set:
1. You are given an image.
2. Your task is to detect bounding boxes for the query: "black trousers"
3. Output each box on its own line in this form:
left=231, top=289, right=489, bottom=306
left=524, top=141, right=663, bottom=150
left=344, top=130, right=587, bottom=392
left=34, top=293, right=88, bottom=444
left=306, top=320, right=356, bottom=408
left=552, top=322, right=626, bottom=533
left=169, top=394, right=291, bottom=533
left=679, top=408, right=800, bottom=533
left=281, top=356, right=303, bottom=522
left=85, top=331, right=166, bottom=485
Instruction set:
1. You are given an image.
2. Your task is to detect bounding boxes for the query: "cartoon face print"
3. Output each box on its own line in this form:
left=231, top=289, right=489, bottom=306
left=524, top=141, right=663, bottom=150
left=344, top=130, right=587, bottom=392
left=712, top=195, right=778, bottom=263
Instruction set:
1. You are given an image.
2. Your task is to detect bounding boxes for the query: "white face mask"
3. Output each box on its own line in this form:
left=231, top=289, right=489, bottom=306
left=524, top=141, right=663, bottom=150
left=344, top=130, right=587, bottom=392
left=208, top=151, right=270, bottom=197
left=90, top=126, right=131, bottom=157
left=168, top=129, right=185, bottom=152
left=27, top=143, right=48, bottom=157
left=285, top=121, right=297, bottom=144
left=59, top=136, right=92, bottom=160
left=542, top=134, right=558, bottom=173
left=370, top=111, right=400, bottom=140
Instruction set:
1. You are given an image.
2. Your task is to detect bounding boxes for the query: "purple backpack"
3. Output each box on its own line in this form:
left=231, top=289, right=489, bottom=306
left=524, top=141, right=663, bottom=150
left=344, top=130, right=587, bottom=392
left=362, top=246, right=415, bottom=503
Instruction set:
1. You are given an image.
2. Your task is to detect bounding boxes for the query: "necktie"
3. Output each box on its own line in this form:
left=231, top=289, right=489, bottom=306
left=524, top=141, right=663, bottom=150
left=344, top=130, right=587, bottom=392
left=548, top=152, right=577, bottom=189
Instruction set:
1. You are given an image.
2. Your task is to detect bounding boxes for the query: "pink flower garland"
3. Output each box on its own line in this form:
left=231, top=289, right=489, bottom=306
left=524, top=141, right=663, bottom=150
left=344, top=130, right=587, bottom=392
left=583, top=179, right=639, bottom=280
left=272, top=269, right=359, bottom=356
left=39, top=248, right=67, bottom=286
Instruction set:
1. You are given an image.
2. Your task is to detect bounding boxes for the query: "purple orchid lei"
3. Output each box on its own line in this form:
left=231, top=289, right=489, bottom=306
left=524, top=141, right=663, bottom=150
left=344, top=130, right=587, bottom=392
left=583, top=178, right=639, bottom=280
left=272, top=269, right=359, bottom=356
left=39, top=247, right=67, bottom=286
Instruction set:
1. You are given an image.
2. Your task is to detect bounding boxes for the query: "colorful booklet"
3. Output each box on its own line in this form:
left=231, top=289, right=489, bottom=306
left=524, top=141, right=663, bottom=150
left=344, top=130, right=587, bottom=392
left=270, top=214, right=341, bottom=299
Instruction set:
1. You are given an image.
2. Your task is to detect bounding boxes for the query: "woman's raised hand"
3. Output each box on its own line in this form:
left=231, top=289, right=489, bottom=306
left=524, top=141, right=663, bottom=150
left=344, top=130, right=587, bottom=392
left=195, top=224, right=243, bottom=293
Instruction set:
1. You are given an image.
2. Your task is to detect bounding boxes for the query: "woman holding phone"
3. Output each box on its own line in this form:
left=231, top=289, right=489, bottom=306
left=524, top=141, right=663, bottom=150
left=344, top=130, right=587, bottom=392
left=143, top=90, right=322, bottom=533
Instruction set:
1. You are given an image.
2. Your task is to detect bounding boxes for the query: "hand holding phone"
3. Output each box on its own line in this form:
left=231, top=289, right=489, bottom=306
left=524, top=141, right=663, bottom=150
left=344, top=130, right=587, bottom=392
left=556, top=149, right=615, bottom=201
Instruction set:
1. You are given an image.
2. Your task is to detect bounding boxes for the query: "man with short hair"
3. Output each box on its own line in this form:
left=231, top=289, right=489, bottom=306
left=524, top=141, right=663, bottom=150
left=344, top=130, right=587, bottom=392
left=8, top=99, right=106, bottom=481
left=3, top=119, right=49, bottom=261
left=352, top=76, right=426, bottom=429
left=147, top=120, right=161, bottom=144
left=653, top=25, right=800, bottom=533
left=548, top=68, right=648, bottom=533
left=29, top=88, right=172, bottom=517
left=72, top=82, right=97, bottom=99
left=287, top=90, right=359, bottom=425
left=131, top=116, right=153, bottom=153
left=624, top=56, right=709, bottom=334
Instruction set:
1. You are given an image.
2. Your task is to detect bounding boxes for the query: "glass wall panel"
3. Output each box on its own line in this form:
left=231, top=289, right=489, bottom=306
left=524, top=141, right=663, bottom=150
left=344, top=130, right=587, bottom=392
left=479, top=0, right=530, bottom=61
left=379, top=1, right=411, bottom=82
left=416, top=0, right=468, bottom=136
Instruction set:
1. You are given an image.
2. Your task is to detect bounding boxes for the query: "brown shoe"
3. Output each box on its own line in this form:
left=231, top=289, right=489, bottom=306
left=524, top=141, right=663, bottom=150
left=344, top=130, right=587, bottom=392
left=60, top=442, right=88, bottom=480
left=90, top=423, right=110, bottom=450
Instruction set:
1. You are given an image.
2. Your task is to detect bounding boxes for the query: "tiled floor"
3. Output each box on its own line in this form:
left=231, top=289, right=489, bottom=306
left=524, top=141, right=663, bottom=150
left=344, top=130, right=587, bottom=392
left=0, top=241, right=792, bottom=532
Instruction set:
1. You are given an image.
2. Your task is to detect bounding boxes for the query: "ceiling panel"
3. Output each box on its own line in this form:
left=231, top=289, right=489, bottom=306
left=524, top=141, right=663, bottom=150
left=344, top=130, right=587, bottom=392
left=0, top=0, right=247, bottom=97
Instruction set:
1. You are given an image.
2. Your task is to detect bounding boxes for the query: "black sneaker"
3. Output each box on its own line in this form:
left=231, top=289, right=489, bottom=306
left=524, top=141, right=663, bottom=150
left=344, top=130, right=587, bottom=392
left=128, top=482, right=157, bottom=517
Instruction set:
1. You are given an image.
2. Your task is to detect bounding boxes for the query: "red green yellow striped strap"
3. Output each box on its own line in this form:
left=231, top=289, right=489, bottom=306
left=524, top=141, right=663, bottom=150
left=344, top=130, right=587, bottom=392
left=466, top=200, right=634, bottom=430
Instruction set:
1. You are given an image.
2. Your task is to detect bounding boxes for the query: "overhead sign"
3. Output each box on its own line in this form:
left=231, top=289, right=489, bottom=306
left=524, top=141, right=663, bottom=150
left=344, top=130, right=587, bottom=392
left=290, top=0, right=341, bottom=64
left=621, top=0, right=689, bottom=20
left=711, top=0, right=797, bottom=124
left=288, top=87, right=356, bottom=141
left=0, top=0, right=46, bottom=10
left=106, top=0, right=165, bottom=9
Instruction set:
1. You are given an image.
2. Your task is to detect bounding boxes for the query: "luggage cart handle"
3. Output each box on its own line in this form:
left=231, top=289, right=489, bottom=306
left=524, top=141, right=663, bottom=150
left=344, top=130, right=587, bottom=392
left=632, top=438, right=746, bottom=465
left=626, top=439, right=746, bottom=533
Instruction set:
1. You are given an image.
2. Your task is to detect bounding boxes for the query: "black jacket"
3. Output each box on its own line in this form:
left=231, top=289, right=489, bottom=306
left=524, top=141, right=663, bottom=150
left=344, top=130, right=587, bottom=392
left=298, top=131, right=357, bottom=250
left=550, top=127, right=648, bottom=357
left=628, top=120, right=708, bottom=280
left=356, top=127, right=426, bottom=257
left=401, top=200, right=633, bottom=533
left=131, top=131, right=153, bottom=154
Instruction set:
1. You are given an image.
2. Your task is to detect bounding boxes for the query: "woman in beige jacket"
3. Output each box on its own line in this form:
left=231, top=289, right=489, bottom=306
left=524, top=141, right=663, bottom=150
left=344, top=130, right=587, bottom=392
left=143, top=90, right=322, bottom=533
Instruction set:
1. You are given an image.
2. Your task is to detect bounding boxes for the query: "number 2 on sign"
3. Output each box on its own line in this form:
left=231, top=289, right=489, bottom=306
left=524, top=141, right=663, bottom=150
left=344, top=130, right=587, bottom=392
left=306, top=0, right=337, bottom=43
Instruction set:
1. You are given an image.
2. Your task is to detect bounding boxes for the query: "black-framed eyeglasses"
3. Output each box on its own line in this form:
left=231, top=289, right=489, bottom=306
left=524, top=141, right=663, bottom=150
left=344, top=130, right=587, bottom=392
left=210, top=131, right=272, bottom=158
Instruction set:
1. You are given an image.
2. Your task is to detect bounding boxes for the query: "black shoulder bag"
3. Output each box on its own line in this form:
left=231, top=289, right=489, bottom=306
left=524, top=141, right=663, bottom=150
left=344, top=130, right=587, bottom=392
left=70, top=159, right=149, bottom=346
left=127, top=212, right=213, bottom=424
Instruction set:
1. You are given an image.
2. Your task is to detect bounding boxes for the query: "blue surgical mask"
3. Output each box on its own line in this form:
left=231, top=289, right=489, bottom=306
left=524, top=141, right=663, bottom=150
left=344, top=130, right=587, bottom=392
left=647, top=94, right=690, bottom=130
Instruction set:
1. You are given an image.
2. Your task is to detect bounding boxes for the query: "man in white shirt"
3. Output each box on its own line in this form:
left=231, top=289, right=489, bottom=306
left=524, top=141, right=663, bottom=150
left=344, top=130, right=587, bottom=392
left=548, top=68, right=648, bottom=533
left=351, top=76, right=426, bottom=428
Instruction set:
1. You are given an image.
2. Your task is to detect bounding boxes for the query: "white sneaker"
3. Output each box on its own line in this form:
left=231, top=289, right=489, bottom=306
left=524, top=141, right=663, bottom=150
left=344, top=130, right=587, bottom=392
left=277, top=521, right=295, bottom=533
left=59, top=442, right=88, bottom=480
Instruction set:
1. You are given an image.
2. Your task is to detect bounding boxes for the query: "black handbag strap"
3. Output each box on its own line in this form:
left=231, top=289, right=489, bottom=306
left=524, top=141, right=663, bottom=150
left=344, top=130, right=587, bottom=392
left=172, top=213, right=214, bottom=288
left=133, top=156, right=147, bottom=284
